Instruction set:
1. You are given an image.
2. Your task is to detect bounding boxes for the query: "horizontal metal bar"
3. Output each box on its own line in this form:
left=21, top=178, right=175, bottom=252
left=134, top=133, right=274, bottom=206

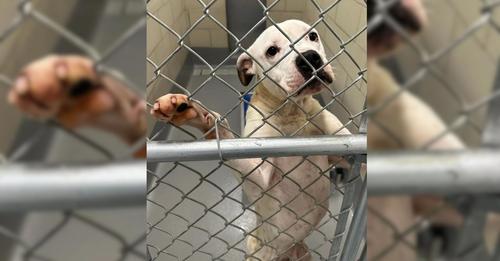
left=368, top=150, right=500, bottom=195
left=147, top=135, right=367, bottom=162
left=0, top=161, right=145, bottom=212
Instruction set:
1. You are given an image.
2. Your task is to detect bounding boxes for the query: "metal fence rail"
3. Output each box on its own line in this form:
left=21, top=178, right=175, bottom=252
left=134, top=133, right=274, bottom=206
left=148, top=135, right=366, bottom=162
left=369, top=150, right=500, bottom=195
left=0, top=162, right=145, bottom=211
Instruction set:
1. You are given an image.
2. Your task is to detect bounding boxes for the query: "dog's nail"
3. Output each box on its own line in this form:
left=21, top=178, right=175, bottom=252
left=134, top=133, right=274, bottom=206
left=69, top=79, right=94, bottom=97
left=14, top=76, right=29, bottom=95
left=55, top=62, right=68, bottom=80
left=176, top=102, right=188, bottom=112
left=171, top=96, right=177, bottom=105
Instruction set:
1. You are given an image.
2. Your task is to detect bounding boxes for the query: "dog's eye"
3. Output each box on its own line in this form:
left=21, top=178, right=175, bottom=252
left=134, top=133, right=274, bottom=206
left=308, top=32, right=318, bottom=42
left=266, top=46, right=279, bottom=57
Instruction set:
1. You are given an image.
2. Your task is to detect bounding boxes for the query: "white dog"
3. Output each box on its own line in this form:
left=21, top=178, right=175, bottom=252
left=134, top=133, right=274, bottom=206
left=151, top=19, right=351, bottom=261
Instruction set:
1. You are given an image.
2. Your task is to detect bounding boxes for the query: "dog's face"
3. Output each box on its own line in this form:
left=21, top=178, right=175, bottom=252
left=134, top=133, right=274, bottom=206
left=236, top=20, right=334, bottom=98
left=368, top=0, right=427, bottom=58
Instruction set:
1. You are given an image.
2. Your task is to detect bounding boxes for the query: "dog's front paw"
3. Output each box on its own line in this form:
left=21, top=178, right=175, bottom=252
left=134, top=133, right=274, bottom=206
left=150, top=93, right=211, bottom=130
left=7, top=55, right=115, bottom=129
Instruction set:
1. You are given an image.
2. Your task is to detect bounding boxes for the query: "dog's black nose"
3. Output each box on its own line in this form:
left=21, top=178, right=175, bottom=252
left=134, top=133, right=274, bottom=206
left=295, top=50, right=323, bottom=75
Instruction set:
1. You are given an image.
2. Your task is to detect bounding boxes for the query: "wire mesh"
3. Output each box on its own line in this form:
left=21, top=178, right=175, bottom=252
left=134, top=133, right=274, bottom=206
left=146, top=0, right=367, bottom=260
left=367, top=0, right=500, bottom=260
left=0, top=1, right=146, bottom=260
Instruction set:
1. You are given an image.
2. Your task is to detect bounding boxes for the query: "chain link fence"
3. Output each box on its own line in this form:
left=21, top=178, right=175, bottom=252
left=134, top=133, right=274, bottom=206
left=368, top=0, right=500, bottom=260
left=0, top=1, right=146, bottom=260
left=146, top=0, right=367, bottom=260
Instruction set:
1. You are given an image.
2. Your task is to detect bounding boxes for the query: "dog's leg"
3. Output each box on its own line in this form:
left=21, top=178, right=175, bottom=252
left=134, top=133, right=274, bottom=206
left=368, top=61, right=465, bottom=151
left=292, top=242, right=311, bottom=261
left=246, top=232, right=313, bottom=261
left=276, top=241, right=311, bottom=261
left=151, top=93, right=276, bottom=189
left=245, top=229, right=277, bottom=261
left=246, top=231, right=262, bottom=261
left=308, top=108, right=353, bottom=169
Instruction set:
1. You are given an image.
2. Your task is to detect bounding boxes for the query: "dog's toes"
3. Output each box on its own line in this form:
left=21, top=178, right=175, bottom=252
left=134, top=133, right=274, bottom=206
left=8, top=74, right=57, bottom=119
left=169, top=94, right=190, bottom=111
left=150, top=101, right=169, bottom=120
left=8, top=89, right=47, bottom=118
left=154, top=94, right=184, bottom=115
left=152, top=94, right=201, bottom=126
left=158, top=97, right=175, bottom=115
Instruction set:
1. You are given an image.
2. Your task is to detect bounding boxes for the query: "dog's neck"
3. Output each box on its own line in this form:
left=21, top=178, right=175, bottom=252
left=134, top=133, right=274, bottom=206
left=253, top=82, right=286, bottom=109
left=251, top=82, right=312, bottom=117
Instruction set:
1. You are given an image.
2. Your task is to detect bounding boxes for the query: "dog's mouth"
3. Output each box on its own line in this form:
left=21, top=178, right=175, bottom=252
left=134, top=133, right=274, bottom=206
left=296, top=69, right=332, bottom=95
left=299, top=68, right=333, bottom=85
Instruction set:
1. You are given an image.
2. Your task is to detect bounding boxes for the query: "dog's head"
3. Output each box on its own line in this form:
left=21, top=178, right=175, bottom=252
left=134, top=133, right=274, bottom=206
left=368, top=0, right=427, bottom=58
left=236, top=19, right=334, bottom=98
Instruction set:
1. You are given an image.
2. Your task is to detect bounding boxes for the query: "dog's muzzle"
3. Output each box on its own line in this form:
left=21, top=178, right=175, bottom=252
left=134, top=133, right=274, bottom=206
left=295, top=50, right=333, bottom=85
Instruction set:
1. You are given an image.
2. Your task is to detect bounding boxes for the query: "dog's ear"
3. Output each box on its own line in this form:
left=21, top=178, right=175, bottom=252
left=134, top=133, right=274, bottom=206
left=236, top=53, right=255, bottom=86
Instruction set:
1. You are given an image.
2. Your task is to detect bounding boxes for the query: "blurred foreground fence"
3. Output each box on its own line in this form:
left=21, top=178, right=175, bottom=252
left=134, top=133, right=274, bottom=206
left=0, top=1, right=147, bottom=261
left=368, top=0, right=500, bottom=260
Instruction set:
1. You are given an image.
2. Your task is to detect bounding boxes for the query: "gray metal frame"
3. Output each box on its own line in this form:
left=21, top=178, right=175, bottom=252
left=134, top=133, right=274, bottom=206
left=368, top=150, right=500, bottom=195
left=148, top=135, right=366, bottom=162
left=0, top=161, right=144, bottom=212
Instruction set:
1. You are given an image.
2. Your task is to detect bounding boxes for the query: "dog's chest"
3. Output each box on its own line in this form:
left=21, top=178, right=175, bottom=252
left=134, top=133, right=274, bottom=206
left=273, top=155, right=330, bottom=196
left=272, top=113, right=308, bottom=135
left=252, top=156, right=331, bottom=215
left=247, top=156, right=331, bottom=242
